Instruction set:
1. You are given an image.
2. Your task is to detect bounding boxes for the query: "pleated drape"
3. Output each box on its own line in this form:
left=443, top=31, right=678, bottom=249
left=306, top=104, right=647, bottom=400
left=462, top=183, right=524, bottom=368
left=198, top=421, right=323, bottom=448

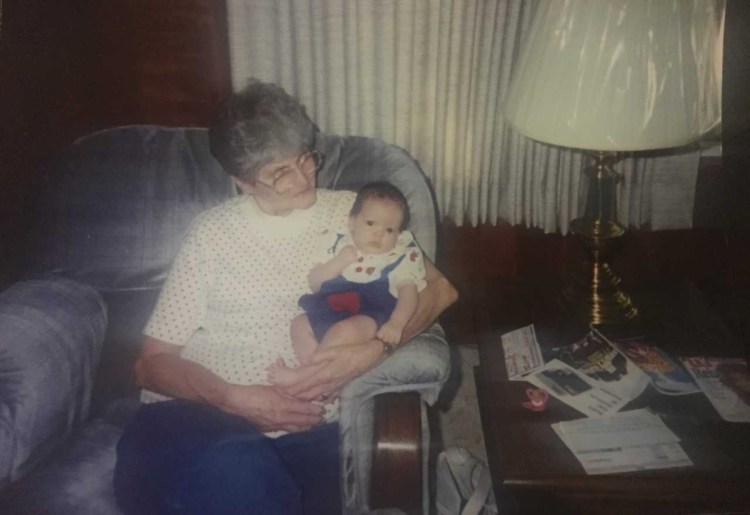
left=227, top=0, right=706, bottom=232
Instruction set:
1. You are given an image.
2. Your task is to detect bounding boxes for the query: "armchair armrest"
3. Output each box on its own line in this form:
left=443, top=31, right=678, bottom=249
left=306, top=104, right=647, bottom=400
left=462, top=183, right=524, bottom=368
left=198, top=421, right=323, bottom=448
left=340, top=324, right=450, bottom=515
left=0, top=277, right=107, bottom=487
left=371, top=391, right=422, bottom=515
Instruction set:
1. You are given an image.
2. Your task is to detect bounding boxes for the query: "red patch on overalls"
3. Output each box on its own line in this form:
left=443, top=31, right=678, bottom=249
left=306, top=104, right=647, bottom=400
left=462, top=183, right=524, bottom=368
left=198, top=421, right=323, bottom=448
left=327, top=291, right=361, bottom=314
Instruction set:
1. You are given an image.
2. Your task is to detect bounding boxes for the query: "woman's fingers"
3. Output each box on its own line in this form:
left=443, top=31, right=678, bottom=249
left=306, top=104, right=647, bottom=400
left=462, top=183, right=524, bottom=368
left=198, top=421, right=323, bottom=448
left=284, top=372, right=335, bottom=400
left=225, top=384, right=324, bottom=431
left=280, top=394, right=325, bottom=416
left=284, top=341, right=382, bottom=398
left=277, top=424, right=312, bottom=433
left=284, top=363, right=351, bottom=399
left=281, top=350, right=338, bottom=397
left=273, top=411, right=321, bottom=430
left=294, top=379, right=342, bottom=402
left=317, top=387, right=342, bottom=403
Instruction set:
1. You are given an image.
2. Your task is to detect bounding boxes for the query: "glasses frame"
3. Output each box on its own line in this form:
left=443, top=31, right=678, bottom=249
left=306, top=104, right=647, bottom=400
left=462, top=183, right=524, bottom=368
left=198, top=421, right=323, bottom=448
left=254, top=150, right=325, bottom=195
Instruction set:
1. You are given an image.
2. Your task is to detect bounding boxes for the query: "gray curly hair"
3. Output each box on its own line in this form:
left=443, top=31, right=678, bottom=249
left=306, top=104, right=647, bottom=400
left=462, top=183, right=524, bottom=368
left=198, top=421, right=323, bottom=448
left=208, top=79, right=316, bottom=183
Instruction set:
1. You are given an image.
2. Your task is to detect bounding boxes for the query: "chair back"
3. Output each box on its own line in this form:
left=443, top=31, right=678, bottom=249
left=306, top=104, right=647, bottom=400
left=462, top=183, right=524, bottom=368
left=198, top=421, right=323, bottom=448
left=29, top=125, right=439, bottom=290
left=29, top=125, right=236, bottom=292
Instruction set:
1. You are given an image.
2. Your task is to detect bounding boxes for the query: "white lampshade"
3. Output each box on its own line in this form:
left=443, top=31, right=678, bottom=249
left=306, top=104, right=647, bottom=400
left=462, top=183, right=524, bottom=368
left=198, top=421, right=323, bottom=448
left=504, top=0, right=723, bottom=151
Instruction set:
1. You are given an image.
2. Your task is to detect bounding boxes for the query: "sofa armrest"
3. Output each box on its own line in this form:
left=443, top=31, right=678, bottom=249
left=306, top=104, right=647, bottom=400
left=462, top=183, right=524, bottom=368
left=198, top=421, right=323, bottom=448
left=340, top=324, right=450, bottom=514
left=0, top=277, right=107, bottom=487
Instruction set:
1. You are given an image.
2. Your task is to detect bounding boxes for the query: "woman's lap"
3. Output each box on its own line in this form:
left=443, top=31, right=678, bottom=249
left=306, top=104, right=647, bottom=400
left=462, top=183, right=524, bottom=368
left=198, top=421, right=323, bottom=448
left=114, top=399, right=340, bottom=515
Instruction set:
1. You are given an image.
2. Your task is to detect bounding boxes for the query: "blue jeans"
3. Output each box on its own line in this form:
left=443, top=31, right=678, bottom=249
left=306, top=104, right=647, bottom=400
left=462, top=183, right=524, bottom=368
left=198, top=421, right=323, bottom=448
left=114, top=400, right=341, bottom=515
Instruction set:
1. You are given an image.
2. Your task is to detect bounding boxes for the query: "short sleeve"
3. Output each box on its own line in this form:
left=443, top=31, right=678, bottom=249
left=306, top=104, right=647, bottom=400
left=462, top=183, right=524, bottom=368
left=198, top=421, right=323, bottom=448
left=143, top=220, right=211, bottom=345
left=387, top=231, right=427, bottom=297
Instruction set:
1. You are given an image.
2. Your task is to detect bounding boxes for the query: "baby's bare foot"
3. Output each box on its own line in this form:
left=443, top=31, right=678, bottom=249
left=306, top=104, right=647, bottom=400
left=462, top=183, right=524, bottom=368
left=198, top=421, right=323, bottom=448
left=266, top=357, right=302, bottom=386
left=266, top=357, right=288, bottom=381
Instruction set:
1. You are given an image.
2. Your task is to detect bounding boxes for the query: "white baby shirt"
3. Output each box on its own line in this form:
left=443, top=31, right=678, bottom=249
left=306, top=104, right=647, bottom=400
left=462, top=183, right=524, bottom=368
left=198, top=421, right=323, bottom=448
left=322, top=230, right=428, bottom=296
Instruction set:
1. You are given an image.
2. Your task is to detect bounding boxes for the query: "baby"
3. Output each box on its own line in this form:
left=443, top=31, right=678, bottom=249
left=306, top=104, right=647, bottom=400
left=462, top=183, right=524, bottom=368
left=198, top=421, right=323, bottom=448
left=268, top=181, right=427, bottom=386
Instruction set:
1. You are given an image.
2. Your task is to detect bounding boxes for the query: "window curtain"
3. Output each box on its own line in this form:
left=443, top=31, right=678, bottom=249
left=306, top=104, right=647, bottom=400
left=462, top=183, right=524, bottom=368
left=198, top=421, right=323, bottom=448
left=227, top=0, right=708, bottom=232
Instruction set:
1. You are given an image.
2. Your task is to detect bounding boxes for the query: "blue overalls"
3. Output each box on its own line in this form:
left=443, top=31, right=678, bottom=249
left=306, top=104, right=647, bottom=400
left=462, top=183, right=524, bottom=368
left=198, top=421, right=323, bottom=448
left=299, top=253, right=406, bottom=342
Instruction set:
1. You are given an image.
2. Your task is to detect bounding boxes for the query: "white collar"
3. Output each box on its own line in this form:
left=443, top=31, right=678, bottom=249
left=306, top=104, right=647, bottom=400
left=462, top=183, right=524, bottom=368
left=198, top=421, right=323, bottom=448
left=238, top=195, right=317, bottom=237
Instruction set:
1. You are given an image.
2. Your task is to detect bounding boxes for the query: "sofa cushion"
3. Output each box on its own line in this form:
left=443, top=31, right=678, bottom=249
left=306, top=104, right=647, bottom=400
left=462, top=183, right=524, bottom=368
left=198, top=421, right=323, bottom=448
left=91, top=288, right=162, bottom=414
left=0, top=398, right=140, bottom=515
left=0, top=278, right=107, bottom=487
left=28, top=126, right=236, bottom=292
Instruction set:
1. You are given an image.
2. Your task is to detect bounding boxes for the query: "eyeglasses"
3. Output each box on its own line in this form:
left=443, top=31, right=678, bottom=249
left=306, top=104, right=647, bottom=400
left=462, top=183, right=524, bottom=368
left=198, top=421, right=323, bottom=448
left=255, top=150, right=325, bottom=194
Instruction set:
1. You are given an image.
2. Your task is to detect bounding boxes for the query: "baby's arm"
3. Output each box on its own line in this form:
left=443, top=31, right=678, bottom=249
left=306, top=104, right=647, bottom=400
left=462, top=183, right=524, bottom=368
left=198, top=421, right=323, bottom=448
left=308, top=245, right=359, bottom=292
left=376, top=281, right=419, bottom=344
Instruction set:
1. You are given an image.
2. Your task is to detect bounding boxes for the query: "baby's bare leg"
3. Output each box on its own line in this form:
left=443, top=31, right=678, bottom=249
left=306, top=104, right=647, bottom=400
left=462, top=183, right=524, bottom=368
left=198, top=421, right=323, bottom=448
left=267, top=315, right=318, bottom=385
left=319, top=314, right=377, bottom=350
left=290, top=314, right=318, bottom=365
left=268, top=315, right=377, bottom=387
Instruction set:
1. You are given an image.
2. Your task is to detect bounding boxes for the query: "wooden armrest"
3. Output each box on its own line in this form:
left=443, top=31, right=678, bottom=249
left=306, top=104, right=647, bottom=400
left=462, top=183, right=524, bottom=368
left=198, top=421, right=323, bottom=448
left=370, top=391, right=422, bottom=515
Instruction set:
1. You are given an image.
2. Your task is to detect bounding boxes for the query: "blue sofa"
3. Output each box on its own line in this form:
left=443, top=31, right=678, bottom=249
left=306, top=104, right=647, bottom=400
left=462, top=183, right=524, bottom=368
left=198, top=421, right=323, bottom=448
left=0, top=126, right=450, bottom=514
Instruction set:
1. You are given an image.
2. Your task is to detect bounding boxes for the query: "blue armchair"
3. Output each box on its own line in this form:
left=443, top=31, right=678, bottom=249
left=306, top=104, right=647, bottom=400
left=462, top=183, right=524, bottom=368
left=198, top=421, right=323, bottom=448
left=0, top=126, right=450, bottom=514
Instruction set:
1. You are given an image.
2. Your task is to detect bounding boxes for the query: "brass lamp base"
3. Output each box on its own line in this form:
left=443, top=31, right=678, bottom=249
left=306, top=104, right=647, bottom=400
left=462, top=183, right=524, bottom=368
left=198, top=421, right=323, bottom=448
left=558, top=152, right=638, bottom=326
left=559, top=219, right=638, bottom=325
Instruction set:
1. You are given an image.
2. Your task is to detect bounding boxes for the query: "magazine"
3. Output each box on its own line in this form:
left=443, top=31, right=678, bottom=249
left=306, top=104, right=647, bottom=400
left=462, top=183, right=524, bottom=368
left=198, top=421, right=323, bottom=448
left=501, top=324, right=544, bottom=379
left=681, top=357, right=750, bottom=423
left=549, top=329, right=650, bottom=404
left=522, top=329, right=651, bottom=417
left=603, top=334, right=700, bottom=396
left=525, top=359, right=628, bottom=417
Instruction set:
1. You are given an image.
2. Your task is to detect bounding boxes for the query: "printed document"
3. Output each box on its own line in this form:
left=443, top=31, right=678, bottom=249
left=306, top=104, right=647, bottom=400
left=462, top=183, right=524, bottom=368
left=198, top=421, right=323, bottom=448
left=551, top=409, right=693, bottom=475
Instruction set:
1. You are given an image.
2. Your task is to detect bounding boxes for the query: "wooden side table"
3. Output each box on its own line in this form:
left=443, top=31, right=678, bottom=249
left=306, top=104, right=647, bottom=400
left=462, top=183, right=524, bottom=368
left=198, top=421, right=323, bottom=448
left=474, top=278, right=750, bottom=515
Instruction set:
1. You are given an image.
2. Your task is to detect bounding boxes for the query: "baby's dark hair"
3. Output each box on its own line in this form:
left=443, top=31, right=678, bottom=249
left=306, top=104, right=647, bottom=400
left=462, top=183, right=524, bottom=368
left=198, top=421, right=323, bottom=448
left=350, top=181, right=411, bottom=231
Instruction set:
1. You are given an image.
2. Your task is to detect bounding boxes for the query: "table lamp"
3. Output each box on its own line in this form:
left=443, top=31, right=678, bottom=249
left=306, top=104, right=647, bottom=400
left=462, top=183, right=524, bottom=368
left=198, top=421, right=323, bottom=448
left=503, top=0, right=723, bottom=324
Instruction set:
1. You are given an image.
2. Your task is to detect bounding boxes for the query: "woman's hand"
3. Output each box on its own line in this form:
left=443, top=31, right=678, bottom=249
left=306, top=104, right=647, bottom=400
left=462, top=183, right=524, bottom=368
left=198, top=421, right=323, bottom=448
left=277, top=339, right=385, bottom=401
left=221, top=384, right=324, bottom=433
left=136, top=337, right=324, bottom=432
left=376, top=320, right=404, bottom=344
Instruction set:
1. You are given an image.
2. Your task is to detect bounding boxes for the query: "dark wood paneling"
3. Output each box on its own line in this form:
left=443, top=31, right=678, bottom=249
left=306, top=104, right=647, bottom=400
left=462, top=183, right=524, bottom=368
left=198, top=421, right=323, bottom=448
left=1, top=0, right=93, bottom=285
left=437, top=221, right=748, bottom=346
left=88, top=0, right=230, bottom=127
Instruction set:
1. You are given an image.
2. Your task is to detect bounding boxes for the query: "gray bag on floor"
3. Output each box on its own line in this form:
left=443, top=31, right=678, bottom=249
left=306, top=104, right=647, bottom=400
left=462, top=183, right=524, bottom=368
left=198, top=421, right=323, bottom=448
left=436, top=446, right=498, bottom=515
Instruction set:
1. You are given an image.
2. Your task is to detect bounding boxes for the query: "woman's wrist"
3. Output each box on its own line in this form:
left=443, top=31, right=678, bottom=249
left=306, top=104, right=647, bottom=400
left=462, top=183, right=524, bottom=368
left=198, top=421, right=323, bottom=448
left=378, top=339, right=398, bottom=357
left=216, top=382, right=250, bottom=415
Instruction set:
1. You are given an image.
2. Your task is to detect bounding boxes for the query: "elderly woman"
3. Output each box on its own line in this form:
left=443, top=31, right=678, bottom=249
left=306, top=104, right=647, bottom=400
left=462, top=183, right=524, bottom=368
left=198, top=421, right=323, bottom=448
left=113, top=80, right=457, bottom=514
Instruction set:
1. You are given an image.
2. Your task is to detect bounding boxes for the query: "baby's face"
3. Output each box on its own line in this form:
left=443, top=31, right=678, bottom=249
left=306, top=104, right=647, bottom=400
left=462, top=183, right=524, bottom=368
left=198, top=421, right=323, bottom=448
left=348, top=198, right=404, bottom=255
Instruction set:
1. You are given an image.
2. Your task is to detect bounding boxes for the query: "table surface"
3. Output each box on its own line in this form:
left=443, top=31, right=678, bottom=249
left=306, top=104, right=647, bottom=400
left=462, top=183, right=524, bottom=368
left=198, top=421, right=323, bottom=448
left=473, top=277, right=750, bottom=515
